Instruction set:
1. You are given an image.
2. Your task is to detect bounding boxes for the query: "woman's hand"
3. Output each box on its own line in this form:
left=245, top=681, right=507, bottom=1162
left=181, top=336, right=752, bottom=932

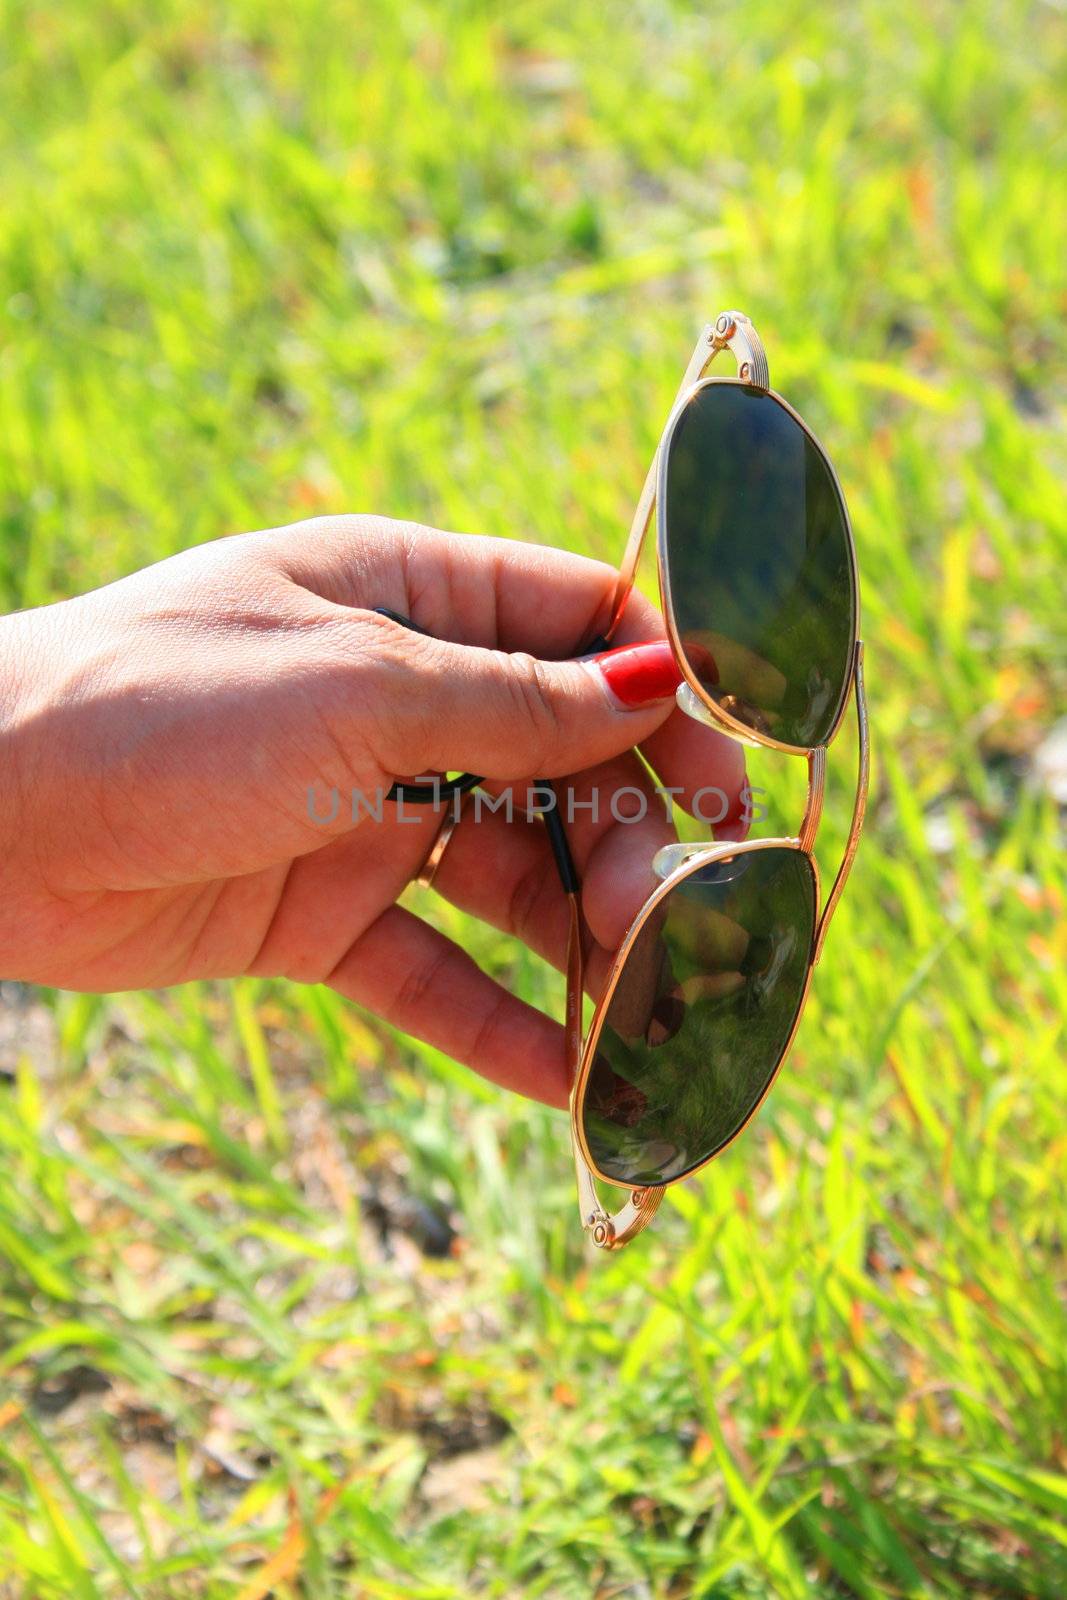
left=0, top=515, right=746, bottom=1106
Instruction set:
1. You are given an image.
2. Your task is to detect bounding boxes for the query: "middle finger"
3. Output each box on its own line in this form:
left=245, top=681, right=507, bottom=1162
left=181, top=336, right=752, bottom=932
left=429, top=750, right=678, bottom=999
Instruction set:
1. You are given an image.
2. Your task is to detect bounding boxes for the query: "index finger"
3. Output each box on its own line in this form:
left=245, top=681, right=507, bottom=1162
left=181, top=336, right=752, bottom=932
left=263, top=514, right=667, bottom=657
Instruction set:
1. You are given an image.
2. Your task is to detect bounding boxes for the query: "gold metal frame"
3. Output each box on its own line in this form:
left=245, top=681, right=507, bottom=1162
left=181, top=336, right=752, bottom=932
left=568, top=313, right=870, bottom=1250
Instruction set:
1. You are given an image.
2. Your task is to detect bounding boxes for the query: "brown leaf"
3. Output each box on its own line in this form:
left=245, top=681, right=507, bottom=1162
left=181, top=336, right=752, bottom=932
left=234, top=1471, right=358, bottom=1600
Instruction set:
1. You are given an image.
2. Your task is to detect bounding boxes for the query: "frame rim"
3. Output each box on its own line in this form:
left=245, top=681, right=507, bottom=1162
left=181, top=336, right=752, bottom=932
left=569, top=835, right=821, bottom=1191
left=655, top=375, right=862, bottom=759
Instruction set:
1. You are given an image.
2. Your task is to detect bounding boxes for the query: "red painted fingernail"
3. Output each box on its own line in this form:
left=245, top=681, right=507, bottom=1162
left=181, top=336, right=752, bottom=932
left=591, top=639, right=684, bottom=709
left=684, top=640, right=720, bottom=687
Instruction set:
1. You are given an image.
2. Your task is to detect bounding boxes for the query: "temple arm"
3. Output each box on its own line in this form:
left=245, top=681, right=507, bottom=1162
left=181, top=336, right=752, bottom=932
left=564, top=891, right=663, bottom=1249
left=813, top=641, right=870, bottom=965
left=607, top=311, right=770, bottom=636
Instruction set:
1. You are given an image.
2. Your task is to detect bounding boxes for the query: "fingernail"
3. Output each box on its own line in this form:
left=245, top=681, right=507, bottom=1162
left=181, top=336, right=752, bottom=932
left=685, top=640, right=720, bottom=687
left=590, top=639, right=683, bottom=710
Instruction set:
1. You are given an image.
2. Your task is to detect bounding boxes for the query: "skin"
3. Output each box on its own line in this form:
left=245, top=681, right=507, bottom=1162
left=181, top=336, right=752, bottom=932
left=0, top=515, right=746, bottom=1109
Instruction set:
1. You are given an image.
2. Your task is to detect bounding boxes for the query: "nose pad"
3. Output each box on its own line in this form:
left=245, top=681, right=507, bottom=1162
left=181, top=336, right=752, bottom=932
left=675, top=680, right=762, bottom=747
left=652, top=842, right=753, bottom=884
left=675, top=680, right=712, bottom=725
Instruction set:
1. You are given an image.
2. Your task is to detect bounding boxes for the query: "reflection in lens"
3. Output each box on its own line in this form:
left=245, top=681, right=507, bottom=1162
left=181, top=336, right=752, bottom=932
left=663, top=382, right=856, bottom=749
left=579, top=848, right=816, bottom=1187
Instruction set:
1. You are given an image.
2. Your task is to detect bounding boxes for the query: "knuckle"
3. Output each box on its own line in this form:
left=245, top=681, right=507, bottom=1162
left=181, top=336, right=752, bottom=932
left=503, top=653, right=564, bottom=771
left=506, top=855, right=551, bottom=940
left=310, top=612, right=437, bottom=775
left=391, top=944, right=454, bottom=1020
left=467, top=988, right=514, bottom=1075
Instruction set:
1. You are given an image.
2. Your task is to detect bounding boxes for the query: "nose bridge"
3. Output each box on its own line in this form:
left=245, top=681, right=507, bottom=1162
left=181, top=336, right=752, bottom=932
left=799, top=747, right=827, bottom=854
left=657, top=700, right=828, bottom=885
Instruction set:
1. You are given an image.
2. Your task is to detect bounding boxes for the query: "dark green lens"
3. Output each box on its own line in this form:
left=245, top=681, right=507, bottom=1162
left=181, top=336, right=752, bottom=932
left=663, top=382, right=856, bottom=749
left=579, top=847, right=816, bottom=1187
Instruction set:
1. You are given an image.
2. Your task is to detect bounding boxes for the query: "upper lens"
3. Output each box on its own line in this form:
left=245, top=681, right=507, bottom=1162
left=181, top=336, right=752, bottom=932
left=578, top=846, right=816, bottom=1187
left=662, top=381, right=856, bottom=749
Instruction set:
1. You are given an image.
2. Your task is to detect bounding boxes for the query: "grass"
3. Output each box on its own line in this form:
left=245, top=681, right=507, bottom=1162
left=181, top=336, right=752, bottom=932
left=0, top=0, right=1065, bottom=1593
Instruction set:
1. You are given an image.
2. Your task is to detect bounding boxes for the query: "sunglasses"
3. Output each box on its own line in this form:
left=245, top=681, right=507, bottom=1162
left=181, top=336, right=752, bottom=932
left=386, top=311, right=868, bottom=1251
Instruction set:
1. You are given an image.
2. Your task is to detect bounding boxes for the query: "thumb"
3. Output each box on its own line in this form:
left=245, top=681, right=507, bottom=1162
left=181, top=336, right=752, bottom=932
left=354, top=619, right=685, bottom=784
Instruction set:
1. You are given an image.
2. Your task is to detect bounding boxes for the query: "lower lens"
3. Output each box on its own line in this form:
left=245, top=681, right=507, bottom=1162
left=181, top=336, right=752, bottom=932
left=579, top=846, right=816, bottom=1187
